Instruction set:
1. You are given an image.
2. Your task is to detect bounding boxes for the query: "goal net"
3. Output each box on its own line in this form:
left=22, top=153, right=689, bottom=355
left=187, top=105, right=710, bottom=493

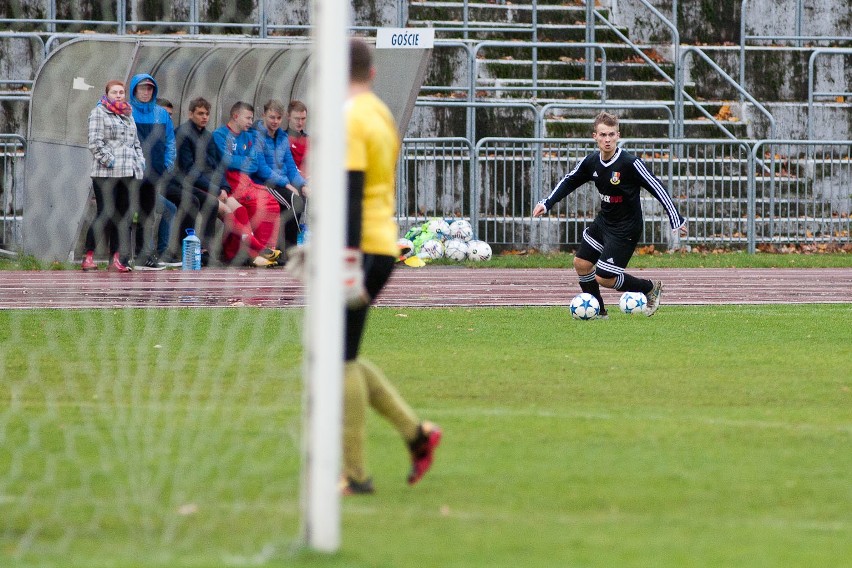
left=0, top=306, right=305, bottom=567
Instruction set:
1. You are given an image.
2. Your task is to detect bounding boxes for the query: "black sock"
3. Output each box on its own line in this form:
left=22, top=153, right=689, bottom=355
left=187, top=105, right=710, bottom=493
left=616, top=273, right=653, bottom=294
left=578, top=271, right=606, bottom=312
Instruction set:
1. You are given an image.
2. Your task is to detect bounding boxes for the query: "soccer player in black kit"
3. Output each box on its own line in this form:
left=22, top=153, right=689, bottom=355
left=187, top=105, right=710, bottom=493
left=533, top=111, right=688, bottom=317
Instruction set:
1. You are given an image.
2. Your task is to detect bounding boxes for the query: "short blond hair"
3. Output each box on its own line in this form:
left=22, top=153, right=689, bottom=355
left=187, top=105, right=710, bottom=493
left=263, top=99, right=285, bottom=115
left=593, top=111, right=619, bottom=132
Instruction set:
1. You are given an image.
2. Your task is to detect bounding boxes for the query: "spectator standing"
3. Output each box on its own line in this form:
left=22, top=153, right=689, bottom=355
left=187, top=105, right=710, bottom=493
left=82, top=79, right=145, bottom=273
left=128, top=73, right=176, bottom=270
left=254, top=99, right=309, bottom=249
left=212, top=101, right=282, bottom=266
left=149, top=97, right=181, bottom=267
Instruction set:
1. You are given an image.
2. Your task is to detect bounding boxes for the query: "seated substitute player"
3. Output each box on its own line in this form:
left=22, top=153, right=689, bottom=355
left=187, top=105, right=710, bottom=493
left=212, top=101, right=282, bottom=265
left=532, top=111, right=688, bottom=317
left=338, top=38, right=442, bottom=494
left=170, top=97, right=275, bottom=266
left=253, top=99, right=309, bottom=249
left=286, top=100, right=309, bottom=174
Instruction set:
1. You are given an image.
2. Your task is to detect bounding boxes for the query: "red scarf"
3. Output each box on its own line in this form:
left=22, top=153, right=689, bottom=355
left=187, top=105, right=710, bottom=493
left=100, top=95, right=132, bottom=117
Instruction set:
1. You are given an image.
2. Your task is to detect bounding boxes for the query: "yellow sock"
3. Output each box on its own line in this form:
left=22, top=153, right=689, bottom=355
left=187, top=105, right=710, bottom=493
left=343, top=361, right=369, bottom=482
left=358, top=358, right=419, bottom=442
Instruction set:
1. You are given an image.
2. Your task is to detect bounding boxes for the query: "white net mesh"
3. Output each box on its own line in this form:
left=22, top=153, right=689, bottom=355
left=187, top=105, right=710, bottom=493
left=0, top=307, right=303, bottom=566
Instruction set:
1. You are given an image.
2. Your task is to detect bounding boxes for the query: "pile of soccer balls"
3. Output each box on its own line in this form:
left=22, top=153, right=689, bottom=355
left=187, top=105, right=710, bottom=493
left=569, top=291, right=649, bottom=320
left=397, top=218, right=492, bottom=263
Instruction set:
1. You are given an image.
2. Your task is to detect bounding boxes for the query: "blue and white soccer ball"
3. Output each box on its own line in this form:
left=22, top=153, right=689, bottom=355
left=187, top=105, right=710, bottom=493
left=426, top=218, right=451, bottom=240
left=569, top=293, right=600, bottom=320
left=466, top=240, right=492, bottom=261
left=448, top=219, right=474, bottom=242
left=619, top=291, right=648, bottom=315
left=418, top=238, right=444, bottom=260
left=444, top=239, right=470, bottom=261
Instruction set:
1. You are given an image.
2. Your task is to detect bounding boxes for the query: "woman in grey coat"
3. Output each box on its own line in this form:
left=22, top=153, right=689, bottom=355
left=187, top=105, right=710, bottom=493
left=81, top=79, right=146, bottom=272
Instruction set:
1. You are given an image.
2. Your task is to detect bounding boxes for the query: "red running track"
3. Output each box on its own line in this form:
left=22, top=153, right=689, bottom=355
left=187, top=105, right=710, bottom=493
left=1, top=267, right=851, bottom=309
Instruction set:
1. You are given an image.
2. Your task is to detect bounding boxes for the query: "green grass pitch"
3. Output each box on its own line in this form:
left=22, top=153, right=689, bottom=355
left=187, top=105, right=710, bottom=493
left=1, top=305, right=850, bottom=567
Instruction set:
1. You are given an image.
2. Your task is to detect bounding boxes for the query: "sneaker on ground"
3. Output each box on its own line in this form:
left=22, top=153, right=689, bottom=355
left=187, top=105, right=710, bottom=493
left=81, top=251, right=97, bottom=271
left=597, top=307, right=609, bottom=320
left=339, top=476, right=375, bottom=496
left=135, top=254, right=166, bottom=271
left=157, top=253, right=182, bottom=267
left=258, top=247, right=282, bottom=262
left=408, top=421, right=442, bottom=485
left=108, top=253, right=132, bottom=273
left=645, top=281, right=663, bottom=316
left=251, top=255, right=275, bottom=268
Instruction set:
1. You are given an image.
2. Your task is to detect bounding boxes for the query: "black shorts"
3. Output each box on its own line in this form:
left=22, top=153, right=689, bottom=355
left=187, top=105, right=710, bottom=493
left=344, top=254, right=395, bottom=361
left=575, top=218, right=640, bottom=279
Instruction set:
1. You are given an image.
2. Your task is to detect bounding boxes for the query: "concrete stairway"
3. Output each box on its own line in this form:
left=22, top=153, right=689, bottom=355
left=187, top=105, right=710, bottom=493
left=407, top=0, right=749, bottom=140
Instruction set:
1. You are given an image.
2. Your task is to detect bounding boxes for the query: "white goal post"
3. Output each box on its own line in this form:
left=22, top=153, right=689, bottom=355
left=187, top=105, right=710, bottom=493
left=301, top=0, right=349, bottom=553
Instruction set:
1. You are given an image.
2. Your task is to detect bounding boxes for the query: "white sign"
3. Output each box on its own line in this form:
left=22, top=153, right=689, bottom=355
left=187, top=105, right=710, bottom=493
left=376, top=28, right=435, bottom=49
left=72, top=77, right=94, bottom=90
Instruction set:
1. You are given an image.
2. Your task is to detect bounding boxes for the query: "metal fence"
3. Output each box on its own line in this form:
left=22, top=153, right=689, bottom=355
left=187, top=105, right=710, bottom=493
left=3, top=136, right=849, bottom=254
left=749, top=140, right=852, bottom=250
left=0, top=135, right=25, bottom=254
left=397, top=137, right=851, bottom=253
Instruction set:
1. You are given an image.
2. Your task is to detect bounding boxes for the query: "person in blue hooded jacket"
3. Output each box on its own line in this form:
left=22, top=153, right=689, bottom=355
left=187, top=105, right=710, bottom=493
left=128, top=73, right=178, bottom=269
left=253, top=99, right=310, bottom=248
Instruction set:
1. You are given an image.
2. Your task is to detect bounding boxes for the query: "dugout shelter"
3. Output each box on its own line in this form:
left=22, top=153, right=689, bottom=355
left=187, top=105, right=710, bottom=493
left=23, top=36, right=430, bottom=261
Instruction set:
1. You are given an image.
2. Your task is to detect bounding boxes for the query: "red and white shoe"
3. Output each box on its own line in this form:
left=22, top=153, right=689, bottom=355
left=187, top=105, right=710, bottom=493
left=81, top=251, right=97, bottom=271
left=108, top=253, right=132, bottom=273
left=407, top=421, right=442, bottom=485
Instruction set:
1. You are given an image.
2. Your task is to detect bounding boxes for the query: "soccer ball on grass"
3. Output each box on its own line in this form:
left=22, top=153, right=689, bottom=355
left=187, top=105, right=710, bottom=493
left=569, top=293, right=600, bottom=320
left=448, top=219, right=473, bottom=242
left=444, top=239, right=470, bottom=261
left=618, top=291, right=647, bottom=315
left=418, top=239, right=444, bottom=260
left=426, top=218, right=451, bottom=240
left=466, top=240, right=492, bottom=261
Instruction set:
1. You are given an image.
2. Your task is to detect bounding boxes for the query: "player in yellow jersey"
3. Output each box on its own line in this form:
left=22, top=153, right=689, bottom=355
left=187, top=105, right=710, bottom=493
left=339, top=38, right=442, bottom=495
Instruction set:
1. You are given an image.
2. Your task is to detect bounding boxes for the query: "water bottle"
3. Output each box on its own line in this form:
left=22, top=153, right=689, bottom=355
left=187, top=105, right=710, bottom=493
left=296, top=223, right=309, bottom=246
left=182, top=228, right=201, bottom=270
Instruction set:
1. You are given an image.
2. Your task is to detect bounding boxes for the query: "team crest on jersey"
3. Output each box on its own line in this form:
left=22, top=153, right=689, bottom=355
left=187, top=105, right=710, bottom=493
left=610, top=172, right=621, bottom=185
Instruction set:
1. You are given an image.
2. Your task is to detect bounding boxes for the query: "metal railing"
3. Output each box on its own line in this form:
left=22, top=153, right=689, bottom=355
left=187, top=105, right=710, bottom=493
left=678, top=46, right=776, bottom=141
left=0, top=134, right=26, bottom=255
left=739, top=0, right=852, bottom=111
left=539, top=103, right=675, bottom=141
left=471, top=41, right=607, bottom=101
left=0, top=0, right=414, bottom=36
left=414, top=100, right=540, bottom=151
left=807, top=48, right=852, bottom=141
left=749, top=140, right=852, bottom=252
left=0, top=32, right=47, bottom=98
left=740, top=0, right=851, bottom=50
left=398, top=137, right=475, bottom=228
left=3, top=136, right=850, bottom=254
left=393, top=136, right=851, bottom=253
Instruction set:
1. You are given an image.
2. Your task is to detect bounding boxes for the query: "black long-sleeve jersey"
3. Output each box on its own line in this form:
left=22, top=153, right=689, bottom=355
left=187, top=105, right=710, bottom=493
left=540, top=148, right=685, bottom=238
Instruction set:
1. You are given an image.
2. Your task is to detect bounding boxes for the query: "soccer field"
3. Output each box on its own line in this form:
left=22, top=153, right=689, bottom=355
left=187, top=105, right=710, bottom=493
left=1, top=305, right=850, bottom=567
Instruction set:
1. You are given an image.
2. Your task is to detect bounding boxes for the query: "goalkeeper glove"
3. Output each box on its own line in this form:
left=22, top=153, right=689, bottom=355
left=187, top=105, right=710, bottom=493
left=284, top=245, right=307, bottom=283
left=343, top=248, right=370, bottom=309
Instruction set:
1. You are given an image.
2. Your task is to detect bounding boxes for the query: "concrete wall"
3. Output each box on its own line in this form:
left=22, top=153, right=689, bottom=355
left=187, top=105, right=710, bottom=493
left=605, top=0, right=850, bottom=46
